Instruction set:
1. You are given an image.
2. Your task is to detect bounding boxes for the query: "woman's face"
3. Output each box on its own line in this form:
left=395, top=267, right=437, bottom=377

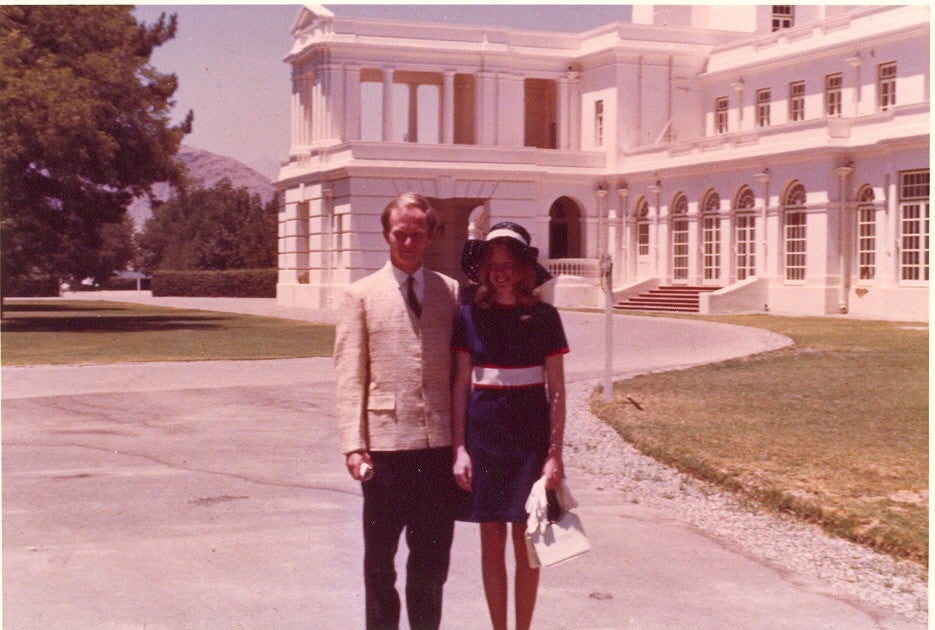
left=486, top=245, right=519, bottom=295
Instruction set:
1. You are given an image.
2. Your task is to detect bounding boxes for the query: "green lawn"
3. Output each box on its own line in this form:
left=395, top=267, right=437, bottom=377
left=591, top=314, right=928, bottom=566
left=1, top=300, right=335, bottom=365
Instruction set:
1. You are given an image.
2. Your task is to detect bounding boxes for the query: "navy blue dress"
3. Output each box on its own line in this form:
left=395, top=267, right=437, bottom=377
left=453, top=301, right=569, bottom=523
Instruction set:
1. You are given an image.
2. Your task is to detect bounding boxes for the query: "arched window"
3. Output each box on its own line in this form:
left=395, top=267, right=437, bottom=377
left=548, top=196, right=582, bottom=259
left=783, top=182, right=807, bottom=281
left=671, top=193, right=689, bottom=280
left=734, top=186, right=756, bottom=280
left=855, top=185, right=876, bottom=281
left=701, top=190, right=721, bottom=281
left=634, top=197, right=650, bottom=256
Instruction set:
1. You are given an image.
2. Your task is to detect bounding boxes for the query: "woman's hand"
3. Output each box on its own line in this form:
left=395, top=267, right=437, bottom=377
left=453, top=446, right=473, bottom=492
left=542, top=452, right=563, bottom=490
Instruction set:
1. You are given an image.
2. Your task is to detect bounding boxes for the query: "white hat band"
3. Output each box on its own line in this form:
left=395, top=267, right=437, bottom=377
left=485, top=228, right=528, bottom=245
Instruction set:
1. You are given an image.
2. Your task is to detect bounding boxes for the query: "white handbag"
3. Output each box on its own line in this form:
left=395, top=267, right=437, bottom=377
left=524, top=477, right=591, bottom=569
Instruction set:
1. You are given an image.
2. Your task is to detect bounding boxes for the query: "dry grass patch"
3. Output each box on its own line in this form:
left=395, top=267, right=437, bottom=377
left=591, top=315, right=927, bottom=567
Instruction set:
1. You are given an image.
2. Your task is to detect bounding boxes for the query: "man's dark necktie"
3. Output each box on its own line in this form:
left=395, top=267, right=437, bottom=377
left=406, top=275, right=421, bottom=317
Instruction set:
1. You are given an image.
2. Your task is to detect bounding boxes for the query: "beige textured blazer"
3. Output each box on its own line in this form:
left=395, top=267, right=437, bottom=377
left=334, top=262, right=460, bottom=455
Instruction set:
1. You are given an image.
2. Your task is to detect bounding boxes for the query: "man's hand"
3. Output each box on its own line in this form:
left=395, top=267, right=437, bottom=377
left=346, top=451, right=373, bottom=481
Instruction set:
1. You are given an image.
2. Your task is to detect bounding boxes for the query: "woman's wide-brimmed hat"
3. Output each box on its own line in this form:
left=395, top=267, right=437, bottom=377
left=461, top=221, right=552, bottom=288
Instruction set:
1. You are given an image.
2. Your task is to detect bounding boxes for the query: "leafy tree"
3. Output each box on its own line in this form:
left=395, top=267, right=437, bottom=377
left=0, top=6, right=192, bottom=293
left=136, top=178, right=278, bottom=273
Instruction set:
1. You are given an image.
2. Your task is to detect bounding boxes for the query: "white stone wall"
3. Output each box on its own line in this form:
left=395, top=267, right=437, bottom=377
left=277, top=4, right=928, bottom=321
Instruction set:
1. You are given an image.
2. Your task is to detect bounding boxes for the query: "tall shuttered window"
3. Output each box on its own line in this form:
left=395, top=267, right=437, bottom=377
left=671, top=194, right=689, bottom=281
left=635, top=198, right=650, bottom=256
left=772, top=5, right=793, bottom=31
left=878, top=62, right=896, bottom=112
left=899, top=170, right=929, bottom=283
left=825, top=74, right=843, bottom=117
left=735, top=187, right=756, bottom=280
left=702, top=191, right=721, bottom=281
left=716, top=97, right=729, bottom=134
left=594, top=100, right=604, bottom=147
left=789, top=81, right=805, bottom=122
left=784, top=183, right=807, bottom=282
left=756, top=88, right=771, bottom=127
left=856, top=186, right=876, bottom=281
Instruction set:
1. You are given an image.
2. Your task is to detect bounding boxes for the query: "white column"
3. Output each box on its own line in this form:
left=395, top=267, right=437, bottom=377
left=290, top=82, right=300, bottom=150
left=568, top=71, right=581, bottom=150
left=382, top=67, right=394, bottom=142
left=496, top=73, right=524, bottom=147
left=835, top=166, right=854, bottom=312
left=883, top=173, right=898, bottom=285
left=476, top=71, right=497, bottom=145
left=408, top=83, right=418, bottom=143
left=557, top=76, right=570, bottom=150
left=302, top=70, right=321, bottom=146
left=303, top=72, right=314, bottom=146
left=313, top=71, right=323, bottom=144
left=328, top=63, right=345, bottom=143
left=595, top=186, right=609, bottom=256
left=474, top=71, right=485, bottom=146
left=322, top=187, right=335, bottom=305
left=754, top=170, right=771, bottom=279
left=442, top=71, right=455, bottom=144
left=345, top=65, right=361, bottom=141
left=730, top=79, right=745, bottom=133
left=649, top=182, right=662, bottom=278
left=721, top=213, right=733, bottom=283
left=615, top=186, right=629, bottom=284
left=846, top=55, right=862, bottom=118
left=687, top=212, right=700, bottom=283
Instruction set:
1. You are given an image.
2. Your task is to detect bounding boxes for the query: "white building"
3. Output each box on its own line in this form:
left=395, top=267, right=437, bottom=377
left=275, top=4, right=929, bottom=321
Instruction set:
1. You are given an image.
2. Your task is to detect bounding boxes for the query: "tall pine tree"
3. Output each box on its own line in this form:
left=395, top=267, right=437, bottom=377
left=0, top=6, right=192, bottom=292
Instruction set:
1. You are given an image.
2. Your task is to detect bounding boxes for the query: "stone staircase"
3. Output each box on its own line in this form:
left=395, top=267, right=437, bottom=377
left=615, top=285, right=721, bottom=313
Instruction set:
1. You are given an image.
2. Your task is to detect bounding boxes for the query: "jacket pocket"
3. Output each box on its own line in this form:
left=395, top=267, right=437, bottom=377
left=367, top=392, right=396, bottom=411
left=367, top=392, right=397, bottom=438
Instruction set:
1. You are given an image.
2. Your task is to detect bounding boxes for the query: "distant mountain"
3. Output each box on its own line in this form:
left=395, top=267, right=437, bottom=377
left=127, top=146, right=277, bottom=230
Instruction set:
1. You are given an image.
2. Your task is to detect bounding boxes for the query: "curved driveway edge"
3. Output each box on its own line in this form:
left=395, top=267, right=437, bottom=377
left=3, top=296, right=925, bottom=628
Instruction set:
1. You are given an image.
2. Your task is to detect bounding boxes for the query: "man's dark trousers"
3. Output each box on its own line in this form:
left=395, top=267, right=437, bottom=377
left=362, top=447, right=458, bottom=630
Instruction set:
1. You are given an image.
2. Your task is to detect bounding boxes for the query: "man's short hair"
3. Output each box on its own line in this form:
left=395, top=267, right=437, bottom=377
left=381, top=193, right=439, bottom=234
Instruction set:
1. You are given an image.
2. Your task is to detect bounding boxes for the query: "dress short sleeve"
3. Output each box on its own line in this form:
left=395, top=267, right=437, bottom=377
left=536, top=303, right=570, bottom=358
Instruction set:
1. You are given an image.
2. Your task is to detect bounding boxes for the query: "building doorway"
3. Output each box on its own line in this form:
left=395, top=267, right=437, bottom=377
left=423, top=198, right=484, bottom=285
left=670, top=192, right=689, bottom=283
left=548, top=196, right=582, bottom=259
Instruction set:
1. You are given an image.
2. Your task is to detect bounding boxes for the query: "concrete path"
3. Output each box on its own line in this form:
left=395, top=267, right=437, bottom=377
left=2, top=295, right=922, bottom=629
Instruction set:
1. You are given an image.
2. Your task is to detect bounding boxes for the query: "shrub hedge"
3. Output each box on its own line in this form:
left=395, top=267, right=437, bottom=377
left=2, top=274, right=60, bottom=297
left=151, top=269, right=277, bottom=298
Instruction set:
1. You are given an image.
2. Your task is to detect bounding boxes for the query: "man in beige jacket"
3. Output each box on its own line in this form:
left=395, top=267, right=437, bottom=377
left=334, top=192, right=461, bottom=630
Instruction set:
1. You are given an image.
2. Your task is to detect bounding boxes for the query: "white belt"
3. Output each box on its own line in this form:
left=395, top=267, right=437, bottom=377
left=472, top=365, right=544, bottom=388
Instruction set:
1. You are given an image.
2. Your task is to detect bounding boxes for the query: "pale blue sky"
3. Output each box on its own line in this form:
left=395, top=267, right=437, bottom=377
left=132, top=4, right=633, bottom=179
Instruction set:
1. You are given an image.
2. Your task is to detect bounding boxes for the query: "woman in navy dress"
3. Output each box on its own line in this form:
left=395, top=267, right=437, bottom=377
left=452, top=222, right=568, bottom=630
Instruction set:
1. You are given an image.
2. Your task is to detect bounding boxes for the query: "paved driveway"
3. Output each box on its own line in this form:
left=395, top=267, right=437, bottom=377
left=2, top=299, right=922, bottom=628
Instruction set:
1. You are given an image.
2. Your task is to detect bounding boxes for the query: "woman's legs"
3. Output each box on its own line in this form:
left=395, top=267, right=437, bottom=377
left=480, top=522, right=508, bottom=630
left=511, top=522, right=540, bottom=630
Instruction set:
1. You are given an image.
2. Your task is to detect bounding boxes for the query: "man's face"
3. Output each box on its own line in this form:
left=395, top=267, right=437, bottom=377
left=384, top=207, right=432, bottom=274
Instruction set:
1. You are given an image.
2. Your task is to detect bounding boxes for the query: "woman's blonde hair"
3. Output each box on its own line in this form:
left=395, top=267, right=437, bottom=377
left=474, top=238, right=539, bottom=308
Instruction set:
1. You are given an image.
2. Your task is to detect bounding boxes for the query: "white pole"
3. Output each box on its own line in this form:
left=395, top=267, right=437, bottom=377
left=601, top=254, right=613, bottom=402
